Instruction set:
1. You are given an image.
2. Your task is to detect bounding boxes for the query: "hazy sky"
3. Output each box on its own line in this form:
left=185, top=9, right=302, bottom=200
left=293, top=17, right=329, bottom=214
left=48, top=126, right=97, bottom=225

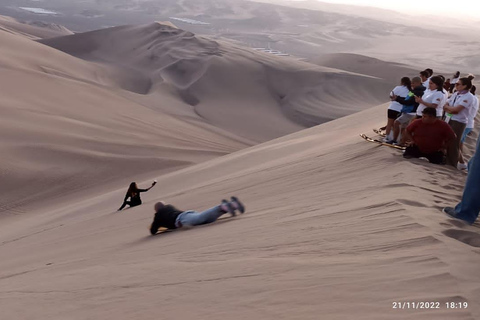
left=318, top=0, right=480, bottom=19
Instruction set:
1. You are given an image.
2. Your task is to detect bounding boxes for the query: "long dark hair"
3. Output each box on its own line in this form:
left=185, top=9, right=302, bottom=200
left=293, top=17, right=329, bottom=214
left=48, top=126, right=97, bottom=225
left=127, top=182, right=138, bottom=195
left=430, top=76, right=444, bottom=91
left=401, top=77, right=412, bottom=91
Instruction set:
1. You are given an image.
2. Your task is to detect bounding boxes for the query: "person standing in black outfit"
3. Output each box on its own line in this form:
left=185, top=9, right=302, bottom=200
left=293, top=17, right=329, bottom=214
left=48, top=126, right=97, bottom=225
left=118, top=181, right=156, bottom=211
left=150, top=197, right=245, bottom=235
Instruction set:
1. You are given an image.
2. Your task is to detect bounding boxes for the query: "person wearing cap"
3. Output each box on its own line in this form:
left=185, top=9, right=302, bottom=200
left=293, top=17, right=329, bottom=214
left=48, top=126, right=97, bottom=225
left=403, top=107, right=455, bottom=164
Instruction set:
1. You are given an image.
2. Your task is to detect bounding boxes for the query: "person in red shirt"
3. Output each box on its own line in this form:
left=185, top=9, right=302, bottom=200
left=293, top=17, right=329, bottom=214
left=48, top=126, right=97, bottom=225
left=403, top=107, right=456, bottom=164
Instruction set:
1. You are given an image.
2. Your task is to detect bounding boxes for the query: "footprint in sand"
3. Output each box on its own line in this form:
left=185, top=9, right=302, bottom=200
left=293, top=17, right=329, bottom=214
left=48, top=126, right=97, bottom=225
left=442, top=229, right=480, bottom=247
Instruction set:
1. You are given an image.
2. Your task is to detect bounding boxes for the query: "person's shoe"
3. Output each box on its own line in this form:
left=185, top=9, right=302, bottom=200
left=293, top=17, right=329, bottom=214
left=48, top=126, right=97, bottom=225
left=385, top=139, right=397, bottom=144
left=442, top=207, right=472, bottom=225
left=457, top=162, right=468, bottom=170
left=230, top=196, right=245, bottom=214
left=221, top=199, right=236, bottom=216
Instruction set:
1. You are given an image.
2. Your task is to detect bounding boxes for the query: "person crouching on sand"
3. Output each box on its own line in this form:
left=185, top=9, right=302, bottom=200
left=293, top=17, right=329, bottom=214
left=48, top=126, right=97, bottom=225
left=384, top=77, right=411, bottom=141
left=149, top=196, right=245, bottom=235
left=118, top=181, right=156, bottom=211
left=403, top=107, right=456, bottom=164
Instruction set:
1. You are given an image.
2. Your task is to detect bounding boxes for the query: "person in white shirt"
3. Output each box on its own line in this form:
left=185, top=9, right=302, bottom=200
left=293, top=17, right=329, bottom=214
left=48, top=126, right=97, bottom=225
left=420, top=70, right=430, bottom=91
left=384, top=77, right=411, bottom=140
left=457, top=85, right=479, bottom=170
left=415, top=76, right=445, bottom=119
left=443, top=77, right=475, bottom=167
left=450, top=71, right=460, bottom=93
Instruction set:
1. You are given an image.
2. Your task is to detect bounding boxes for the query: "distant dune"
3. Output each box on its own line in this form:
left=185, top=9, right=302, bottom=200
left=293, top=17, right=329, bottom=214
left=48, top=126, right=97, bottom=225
left=0, top=14, right=72, bottom=39
left=40, top=23, right=393, bottom=136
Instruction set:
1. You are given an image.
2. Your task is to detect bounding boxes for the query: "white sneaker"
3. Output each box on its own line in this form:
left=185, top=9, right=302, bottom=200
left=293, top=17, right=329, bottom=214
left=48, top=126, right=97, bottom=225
left=457, top=163, right=468, bottom=170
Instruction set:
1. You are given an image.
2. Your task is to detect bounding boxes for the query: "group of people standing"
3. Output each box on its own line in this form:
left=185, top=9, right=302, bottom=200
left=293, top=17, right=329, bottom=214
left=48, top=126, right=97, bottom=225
left=384, top=69, right=478, bottom=169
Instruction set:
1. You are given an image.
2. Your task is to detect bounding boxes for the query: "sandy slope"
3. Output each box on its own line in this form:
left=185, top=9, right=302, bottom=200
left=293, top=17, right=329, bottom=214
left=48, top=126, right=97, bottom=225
left=1, top=102, right=479, bottom=319
left=40, top=23, right=393, bottom=135
left=0, top=29, right=251, bottom=217
left=0, top=14, right=72, bottom=39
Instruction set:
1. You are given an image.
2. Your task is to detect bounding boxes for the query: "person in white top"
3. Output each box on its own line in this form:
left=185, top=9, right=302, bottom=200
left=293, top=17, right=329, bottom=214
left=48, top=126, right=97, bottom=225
left=384, top=77, right=411, bottom=140
left=415, top=76, right=445, bottom=118
left=450, top=71, right=460, bottom=93
left=443, top=77, right=475, bottom=167
left=458, top=85, right=479, bottom=170
left=420, top=70, right=430, bottom=91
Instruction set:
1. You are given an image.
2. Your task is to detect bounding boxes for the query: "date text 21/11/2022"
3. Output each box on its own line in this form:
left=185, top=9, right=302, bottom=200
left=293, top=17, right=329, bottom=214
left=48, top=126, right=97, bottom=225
left=392, top=302, right=468, bottom=309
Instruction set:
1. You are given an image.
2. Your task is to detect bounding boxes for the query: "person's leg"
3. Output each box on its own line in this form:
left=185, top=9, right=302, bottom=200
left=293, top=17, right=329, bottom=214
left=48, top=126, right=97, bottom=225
left=458, top=128, right=472, bottom=166
left=446, top=120, right=466, bottom=167
left=445, top=138, right=480, bottom=224
left=392, top=120, right=400, bottom=142
left=385, top=118, right=395, bottom=137
left=403, top=145, right=422, bottom=159
left=176, top=201, right=235, bottom=227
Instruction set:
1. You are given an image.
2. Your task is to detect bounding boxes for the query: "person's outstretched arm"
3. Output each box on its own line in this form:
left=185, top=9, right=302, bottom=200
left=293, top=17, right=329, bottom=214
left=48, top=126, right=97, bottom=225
left=138, top=181, right=157, bottom=193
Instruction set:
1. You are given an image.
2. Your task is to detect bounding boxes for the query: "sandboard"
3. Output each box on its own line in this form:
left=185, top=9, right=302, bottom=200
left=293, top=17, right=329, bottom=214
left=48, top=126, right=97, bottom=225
left=360, top=134, right=406, bottom=150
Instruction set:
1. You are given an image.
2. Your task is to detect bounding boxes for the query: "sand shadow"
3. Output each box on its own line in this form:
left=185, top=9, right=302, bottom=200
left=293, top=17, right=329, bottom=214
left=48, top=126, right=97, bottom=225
left=442, top=229, right=480, bottom=247
left=127, top=216, right=238, bottom=245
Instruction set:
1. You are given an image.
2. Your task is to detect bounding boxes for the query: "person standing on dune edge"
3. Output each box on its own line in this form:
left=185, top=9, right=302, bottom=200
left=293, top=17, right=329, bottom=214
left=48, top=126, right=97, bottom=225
left=118, top=181, right=156, bottom=211
left=150, top=196, right=245, bottom=235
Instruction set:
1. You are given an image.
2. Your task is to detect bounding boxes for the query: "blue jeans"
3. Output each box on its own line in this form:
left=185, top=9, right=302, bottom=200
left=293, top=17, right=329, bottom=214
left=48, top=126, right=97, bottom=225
left=175, top=206, right=225, bottom=228
left=454, top=137, right=480, bottom=224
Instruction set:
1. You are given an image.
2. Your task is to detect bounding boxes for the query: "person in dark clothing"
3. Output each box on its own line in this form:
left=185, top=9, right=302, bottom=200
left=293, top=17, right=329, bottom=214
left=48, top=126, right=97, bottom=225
left=118, top=181, right=156, bottom=211
left=403, top=107, right=456, bottom=164
left=150, top=196, right=245, bottom=235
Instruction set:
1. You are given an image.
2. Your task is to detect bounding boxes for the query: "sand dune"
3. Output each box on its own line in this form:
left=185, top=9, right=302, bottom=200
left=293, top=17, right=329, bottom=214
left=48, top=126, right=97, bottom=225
left=1, top=13, right=480, bottom=319
left=312, top=53, right=421, bottom=84
left=1, top=102, right=479, bottom=319
left=0, top=29, right=252, bottom=217
left=0, top=14, right=72, bottom=39
left=40, top=23, right=393, bottom=135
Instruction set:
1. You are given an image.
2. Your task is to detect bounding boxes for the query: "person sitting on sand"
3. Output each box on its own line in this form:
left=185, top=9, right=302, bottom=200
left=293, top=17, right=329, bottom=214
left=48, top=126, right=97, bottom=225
left=150, top=196, right=245, bottom=235
left=403, top=107, right=456, bottom=164
left=384, top=77, right=411, bottom=141
left=415, top=76, right=445, bottom=119
left=118, top=181, right=156, bottom=211
left=388, top=76, right=426, bottom=145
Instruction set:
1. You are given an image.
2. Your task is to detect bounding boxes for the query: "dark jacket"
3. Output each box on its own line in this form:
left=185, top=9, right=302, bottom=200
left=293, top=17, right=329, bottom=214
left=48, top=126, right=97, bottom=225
left=153, top=205, right=183, bottom=229
left=395, top=85, right=426, bottom=113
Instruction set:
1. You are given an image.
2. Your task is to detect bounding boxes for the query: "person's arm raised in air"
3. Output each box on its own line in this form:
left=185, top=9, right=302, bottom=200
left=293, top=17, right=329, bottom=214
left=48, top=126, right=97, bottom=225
left=138, top=180, right=157, bottom=193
